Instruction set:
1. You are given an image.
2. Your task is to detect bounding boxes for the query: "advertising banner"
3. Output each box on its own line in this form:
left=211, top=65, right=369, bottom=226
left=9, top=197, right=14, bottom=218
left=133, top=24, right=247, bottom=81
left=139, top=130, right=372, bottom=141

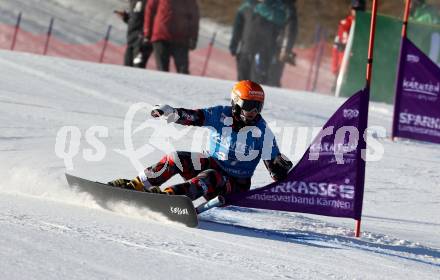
left=392, top=37, right=440, bottom=144
left=226, top=89, right=369, bottom=220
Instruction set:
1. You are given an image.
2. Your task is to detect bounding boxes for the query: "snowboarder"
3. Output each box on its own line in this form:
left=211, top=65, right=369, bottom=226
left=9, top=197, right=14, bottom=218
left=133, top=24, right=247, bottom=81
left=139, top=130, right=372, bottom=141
left=109, top=80, right=292, bottom=203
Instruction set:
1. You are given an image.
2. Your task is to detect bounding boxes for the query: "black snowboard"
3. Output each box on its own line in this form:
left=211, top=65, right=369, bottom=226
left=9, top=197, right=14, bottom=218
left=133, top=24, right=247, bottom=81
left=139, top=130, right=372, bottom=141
left=65, top=173, right=198, bottom=227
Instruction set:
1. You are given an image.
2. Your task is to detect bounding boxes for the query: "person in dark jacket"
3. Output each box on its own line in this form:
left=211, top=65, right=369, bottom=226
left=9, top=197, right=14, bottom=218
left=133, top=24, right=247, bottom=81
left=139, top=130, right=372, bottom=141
left=115, top=0, right=152, bottom=68
left=143, top=0, right=199, bottom=74
left=248, top=0, right=293, bottom=85
left=229, top=0, right=259, bottom=81
left=267, top=0, right=298, bottom=87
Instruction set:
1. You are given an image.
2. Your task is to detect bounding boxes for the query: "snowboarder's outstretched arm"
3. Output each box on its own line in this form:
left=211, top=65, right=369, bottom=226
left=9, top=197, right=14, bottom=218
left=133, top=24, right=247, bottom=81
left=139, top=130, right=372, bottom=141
left=264, top=153, right=293, bottom=181
left=151, top=104, right=205, bottom=126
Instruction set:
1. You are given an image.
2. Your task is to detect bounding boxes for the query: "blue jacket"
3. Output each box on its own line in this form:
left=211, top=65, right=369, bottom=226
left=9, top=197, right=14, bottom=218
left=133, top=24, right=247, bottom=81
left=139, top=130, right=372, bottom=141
left=201, top=106, right=280, bottom=178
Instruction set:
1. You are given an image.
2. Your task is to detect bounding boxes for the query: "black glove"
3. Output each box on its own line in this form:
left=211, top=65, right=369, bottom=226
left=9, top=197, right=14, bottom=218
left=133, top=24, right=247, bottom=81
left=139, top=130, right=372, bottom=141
left=229, top=46, right=237, bottom=56
left=151, top=104, right=180, bottom=123
left=285, top=52, right=296, bottom=66
left=264, top=154, right=293, bottom=181
left=189, top=38, right=197, bottom=50
left=114, top=10, right=128, bottom=22
left=151, top=104, right=176, bottom=118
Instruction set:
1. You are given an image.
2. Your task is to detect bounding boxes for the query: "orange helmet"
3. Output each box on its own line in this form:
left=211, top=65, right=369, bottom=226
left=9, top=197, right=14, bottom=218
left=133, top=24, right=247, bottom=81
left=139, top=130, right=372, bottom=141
left=231, top=80, right=265, bottom=114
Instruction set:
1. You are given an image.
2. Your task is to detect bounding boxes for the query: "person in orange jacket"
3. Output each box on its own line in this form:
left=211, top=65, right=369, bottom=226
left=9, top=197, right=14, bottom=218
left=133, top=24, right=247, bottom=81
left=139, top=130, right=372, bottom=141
left=331, top=0, right=366, bottom=92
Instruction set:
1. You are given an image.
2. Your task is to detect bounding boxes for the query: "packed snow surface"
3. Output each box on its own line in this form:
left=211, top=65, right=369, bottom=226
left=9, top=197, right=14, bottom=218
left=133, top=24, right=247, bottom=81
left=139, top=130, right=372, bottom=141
left=0, top=50, right=439, bottom=279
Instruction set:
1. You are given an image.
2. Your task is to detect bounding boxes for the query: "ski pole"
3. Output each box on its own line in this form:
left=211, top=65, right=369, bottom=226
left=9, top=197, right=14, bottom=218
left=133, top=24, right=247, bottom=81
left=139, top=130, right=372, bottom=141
left=10, top=12, right=22, bottom=51
left=43, top=17, right=54, bottom=55
left=99, top=25, right=112, bottom=63
left=201, top=31, right=216, bottom=77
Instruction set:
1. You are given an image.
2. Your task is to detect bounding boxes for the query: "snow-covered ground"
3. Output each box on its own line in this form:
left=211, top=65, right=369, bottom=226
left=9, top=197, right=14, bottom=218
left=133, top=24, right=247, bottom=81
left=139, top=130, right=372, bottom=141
left=0, top=50, right=439, bottom=279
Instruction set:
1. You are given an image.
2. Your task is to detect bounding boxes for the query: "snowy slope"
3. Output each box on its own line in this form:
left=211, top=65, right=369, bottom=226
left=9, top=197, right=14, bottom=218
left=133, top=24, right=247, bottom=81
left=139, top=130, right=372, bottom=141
left=0, top=50, right=439, bottom=279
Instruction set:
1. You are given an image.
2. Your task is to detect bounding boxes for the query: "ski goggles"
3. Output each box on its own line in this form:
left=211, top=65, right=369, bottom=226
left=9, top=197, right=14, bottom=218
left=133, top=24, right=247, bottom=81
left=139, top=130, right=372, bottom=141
left=239, top=108, right=259, bottom=125
left=236, top=99, right=263, bottom=114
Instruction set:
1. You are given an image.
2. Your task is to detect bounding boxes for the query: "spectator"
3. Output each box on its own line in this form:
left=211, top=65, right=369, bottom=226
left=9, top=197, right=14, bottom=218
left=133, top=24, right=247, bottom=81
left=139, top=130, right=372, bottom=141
left=248, top=0, right=293, bottom=85
left=267, top=0, right=298, bottom=87
left=410, top=0, right=440, bottom=25
left=144, top=0, right=199, bottom=74
left=331, top=0, right=365, bottom=91
left=229, top=0, right=259, bottom=81
left=115, top=0, right=152, bottom=68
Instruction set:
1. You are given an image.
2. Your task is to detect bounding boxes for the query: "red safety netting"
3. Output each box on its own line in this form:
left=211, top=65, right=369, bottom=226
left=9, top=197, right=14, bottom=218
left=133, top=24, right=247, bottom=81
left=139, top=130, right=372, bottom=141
left=0, top=23, right=333, bottom=94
